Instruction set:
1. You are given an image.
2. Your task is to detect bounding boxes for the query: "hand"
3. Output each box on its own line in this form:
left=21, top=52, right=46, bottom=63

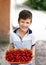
left=30, top=56, right=35, bottom=63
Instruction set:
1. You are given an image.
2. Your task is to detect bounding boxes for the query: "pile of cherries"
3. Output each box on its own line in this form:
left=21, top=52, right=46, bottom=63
left=5, top=49, right=33, bottom=64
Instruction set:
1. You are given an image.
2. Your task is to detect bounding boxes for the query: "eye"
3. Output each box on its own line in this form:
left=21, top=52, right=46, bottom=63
left=26, top=22, right=30, bottom=24
left=21, top=21, right=24, bottom=23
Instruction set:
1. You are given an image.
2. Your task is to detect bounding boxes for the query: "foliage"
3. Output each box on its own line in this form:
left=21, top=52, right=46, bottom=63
left=24, top=0, right=46, bottom=11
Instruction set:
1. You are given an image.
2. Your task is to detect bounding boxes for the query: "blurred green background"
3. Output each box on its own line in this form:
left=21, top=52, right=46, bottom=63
left=24, top=0, right=46, bottom=11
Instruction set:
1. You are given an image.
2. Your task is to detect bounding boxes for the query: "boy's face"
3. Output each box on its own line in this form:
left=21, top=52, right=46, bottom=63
left=18, top=18, right=32, bottom=33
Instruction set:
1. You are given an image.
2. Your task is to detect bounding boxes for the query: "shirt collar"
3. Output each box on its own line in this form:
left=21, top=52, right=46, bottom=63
left=14, top=28, right=32, bottom=34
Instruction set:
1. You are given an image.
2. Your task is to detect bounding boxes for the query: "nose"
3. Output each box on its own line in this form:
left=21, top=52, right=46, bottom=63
left=24, top=23, right=27, bottom=27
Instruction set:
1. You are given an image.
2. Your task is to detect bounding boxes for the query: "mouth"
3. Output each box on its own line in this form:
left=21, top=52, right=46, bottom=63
left=22, top=26, right=28, bottom=29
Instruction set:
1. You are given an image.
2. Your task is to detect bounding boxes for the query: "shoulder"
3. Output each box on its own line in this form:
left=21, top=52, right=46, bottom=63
left=13, top=27, right=19, bottom=33
left=10, top=27, right=18, bottom=36
left=26, top=29, right=32, bottom=39
left=10, top=27, right=18, bottom=34
left=28, top=28, right=32, bottom=34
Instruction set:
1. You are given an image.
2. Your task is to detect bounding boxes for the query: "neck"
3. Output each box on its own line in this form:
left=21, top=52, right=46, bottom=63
left=18, top=28, right=26, bottom=38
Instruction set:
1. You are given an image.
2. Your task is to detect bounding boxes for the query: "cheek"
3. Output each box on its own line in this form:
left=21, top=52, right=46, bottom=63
left=26, top=24, right=30, bottom=27
left=19, top=23, right=24, bottom=27
left=19, top=23, right=30, bottom=28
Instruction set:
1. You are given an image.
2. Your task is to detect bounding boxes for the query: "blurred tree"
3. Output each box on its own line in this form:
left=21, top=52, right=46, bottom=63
left=24, top=0, right=46, bottom=11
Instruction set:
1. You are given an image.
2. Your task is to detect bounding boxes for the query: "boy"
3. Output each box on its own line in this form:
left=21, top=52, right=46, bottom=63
left=9, top=10, right=36, bottom=65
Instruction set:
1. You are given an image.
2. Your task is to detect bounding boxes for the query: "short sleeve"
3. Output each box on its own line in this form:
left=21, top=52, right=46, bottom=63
left=10, top=30, right=13, bottom=43
left=32, top=34, right=37, bottom=46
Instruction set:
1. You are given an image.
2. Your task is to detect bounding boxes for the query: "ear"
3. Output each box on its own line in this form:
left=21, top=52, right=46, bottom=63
left=30, top=18, right=32, bottom=24
left=18, top=18, right=20, bottom=23
left=18, top=21, right=20, bottom=24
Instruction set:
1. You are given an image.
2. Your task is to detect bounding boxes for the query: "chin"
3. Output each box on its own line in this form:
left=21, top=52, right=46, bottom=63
left=22, top=29, right=28, bottom=33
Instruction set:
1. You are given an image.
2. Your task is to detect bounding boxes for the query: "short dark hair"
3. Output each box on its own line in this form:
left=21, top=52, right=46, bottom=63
left=18, top=10, right=32, bottom=21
